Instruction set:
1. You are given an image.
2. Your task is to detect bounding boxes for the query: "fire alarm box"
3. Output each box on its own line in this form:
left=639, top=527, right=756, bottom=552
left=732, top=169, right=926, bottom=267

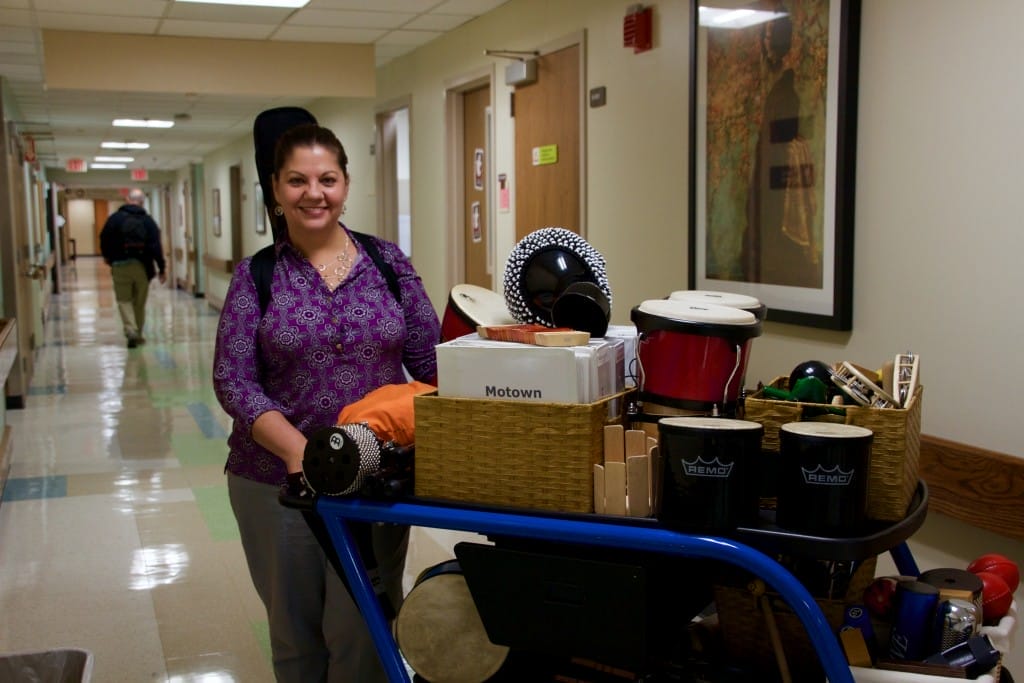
left=623, top=6, right=653, bottom=54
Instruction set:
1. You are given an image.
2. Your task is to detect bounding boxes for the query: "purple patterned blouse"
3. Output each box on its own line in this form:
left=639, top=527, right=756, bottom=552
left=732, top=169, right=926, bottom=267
left=213, top=227, right=440, bottom=486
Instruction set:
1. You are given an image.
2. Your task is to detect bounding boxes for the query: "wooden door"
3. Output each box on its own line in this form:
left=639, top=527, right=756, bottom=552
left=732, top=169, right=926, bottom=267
left=462, top=85, right=491, bottom=287
left=514, top=44, right=581, bottom=240
left=93, top=200, right=111, bottom=255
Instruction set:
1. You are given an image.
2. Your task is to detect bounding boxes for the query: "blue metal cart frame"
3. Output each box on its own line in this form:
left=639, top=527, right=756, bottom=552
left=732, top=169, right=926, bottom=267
left=313, top=492, right=926, bottom=683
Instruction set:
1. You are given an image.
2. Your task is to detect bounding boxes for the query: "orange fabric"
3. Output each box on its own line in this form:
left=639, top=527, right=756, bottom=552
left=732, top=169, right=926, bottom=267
left=336, top=381, right=435, bottom=447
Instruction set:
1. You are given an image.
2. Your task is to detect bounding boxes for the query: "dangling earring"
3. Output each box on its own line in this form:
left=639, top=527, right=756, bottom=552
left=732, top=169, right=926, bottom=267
left=342, top=203, right=348, bottom=215
left=274, top=205, right=284, bottom=216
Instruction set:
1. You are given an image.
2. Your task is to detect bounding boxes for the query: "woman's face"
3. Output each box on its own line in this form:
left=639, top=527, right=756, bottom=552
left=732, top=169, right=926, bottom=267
left=273, top=143, right=349, bottom=236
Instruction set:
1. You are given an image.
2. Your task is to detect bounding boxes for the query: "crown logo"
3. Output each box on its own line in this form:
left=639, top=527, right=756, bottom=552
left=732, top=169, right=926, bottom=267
left=801, top=464, right=854, bottom=486
left=682, top=456, right=734, bottom=479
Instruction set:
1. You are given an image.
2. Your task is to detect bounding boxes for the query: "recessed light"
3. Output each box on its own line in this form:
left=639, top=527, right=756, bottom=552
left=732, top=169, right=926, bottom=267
left=102, top=142, right=150, bottom=149
left=95, top=156, right=135, bottom=163
left=91, top=163, right=127, bottom=169
left=113, top=119, right=174, bottom=129
left=176, top=0, right=310, bottom=7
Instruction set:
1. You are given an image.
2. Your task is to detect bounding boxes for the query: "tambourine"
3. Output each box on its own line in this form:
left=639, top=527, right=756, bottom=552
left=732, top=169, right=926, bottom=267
left=830, top=361, right=897, bottom=409
left=893, top=352, right=920, bottom=408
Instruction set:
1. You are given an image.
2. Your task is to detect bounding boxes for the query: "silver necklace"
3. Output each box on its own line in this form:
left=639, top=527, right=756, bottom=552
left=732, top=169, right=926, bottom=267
left=308, top=240, right=354, bottom=290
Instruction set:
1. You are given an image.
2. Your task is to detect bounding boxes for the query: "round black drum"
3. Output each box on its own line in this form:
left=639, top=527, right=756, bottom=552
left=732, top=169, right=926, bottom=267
left=657, top=416, right=764, bottom=532
left=775, top=422, right=873, bottom=535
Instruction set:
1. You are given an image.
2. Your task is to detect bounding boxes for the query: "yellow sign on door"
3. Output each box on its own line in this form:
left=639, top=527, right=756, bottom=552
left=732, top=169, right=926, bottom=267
left=532, top=145, right=558, bottom=166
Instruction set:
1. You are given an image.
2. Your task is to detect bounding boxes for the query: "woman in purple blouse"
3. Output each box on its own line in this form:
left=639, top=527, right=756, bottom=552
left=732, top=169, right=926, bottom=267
left=213, top=123, right=439, bottom=682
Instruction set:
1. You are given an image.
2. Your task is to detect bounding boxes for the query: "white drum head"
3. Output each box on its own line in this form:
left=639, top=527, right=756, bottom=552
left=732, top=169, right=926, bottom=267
left=449, top=284, right=515, bottom=327
left=669, top=290, right=762, bottom=309
left=781, top=422, right=873, bottom=439
left=659, top=416, right=763, bottom=430
left=394, top=571, right=509, bottom=683
left=637, top=299, right=756, bottom=326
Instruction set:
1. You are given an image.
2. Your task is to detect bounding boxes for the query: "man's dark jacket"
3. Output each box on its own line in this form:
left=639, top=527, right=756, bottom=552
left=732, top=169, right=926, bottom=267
left=99, top=204, right=166, bottom=281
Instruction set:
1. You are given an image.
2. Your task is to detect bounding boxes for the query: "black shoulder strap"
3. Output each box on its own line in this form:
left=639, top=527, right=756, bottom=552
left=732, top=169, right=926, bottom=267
left=250, top=244, right=277, bottom=316
left=249, top=233, right=400, bottom=317
left=350, top=231, right=402, bottom=304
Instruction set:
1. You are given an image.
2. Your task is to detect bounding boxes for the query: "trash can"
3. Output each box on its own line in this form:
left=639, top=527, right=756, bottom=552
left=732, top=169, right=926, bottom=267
left=0, top=648, right=93, bottom=682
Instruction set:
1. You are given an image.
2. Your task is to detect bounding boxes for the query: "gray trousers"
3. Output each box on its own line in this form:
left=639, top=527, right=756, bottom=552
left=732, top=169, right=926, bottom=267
left=110, top=259, right=149, bottom=339
left=227, top=472, right=408, bottom=683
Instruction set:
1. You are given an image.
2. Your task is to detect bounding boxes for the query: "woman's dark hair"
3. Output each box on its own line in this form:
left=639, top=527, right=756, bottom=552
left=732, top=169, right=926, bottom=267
left=273, top=123, right=349, bottom=178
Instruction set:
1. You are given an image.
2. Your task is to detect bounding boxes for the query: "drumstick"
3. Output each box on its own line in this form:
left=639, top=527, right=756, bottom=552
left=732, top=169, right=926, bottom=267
left=477, top=324, right=590, bottom=347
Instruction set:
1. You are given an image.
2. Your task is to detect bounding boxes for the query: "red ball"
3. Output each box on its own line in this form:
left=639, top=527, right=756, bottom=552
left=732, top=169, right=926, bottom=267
left=977, top=571, right=1013, bottom=624
left=968, top=553, right=1019, bottom=593
left=863, top=576, right=899, bottom=619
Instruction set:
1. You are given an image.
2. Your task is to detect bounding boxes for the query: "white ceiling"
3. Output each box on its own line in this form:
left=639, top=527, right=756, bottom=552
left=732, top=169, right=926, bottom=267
left=0, top=0, right=508, bottom=174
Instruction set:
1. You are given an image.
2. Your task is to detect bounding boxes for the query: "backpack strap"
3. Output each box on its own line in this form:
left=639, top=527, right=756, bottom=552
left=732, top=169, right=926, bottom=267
left=249, top=232, right=401, bottom=317
left=250, top=244, right=277, bottom=316
left=350, top=231, right=402, bottom=304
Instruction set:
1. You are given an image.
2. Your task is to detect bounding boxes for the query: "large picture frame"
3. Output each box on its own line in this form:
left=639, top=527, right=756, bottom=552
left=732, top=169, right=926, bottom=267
left=688, top=0, right=861, bottom=329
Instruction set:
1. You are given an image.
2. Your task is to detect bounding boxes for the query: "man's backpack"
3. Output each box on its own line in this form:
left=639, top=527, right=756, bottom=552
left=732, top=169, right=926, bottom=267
left=250, top=231, right=401, bottom=316
left=120, top=214, right=148, bottom=258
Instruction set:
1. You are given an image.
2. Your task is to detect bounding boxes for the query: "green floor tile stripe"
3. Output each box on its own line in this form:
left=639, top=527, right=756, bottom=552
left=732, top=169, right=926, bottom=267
left=251, top=621, right=272, bottom=663
left=192, top=485, right=241, bottom=542
left=172, top=433, right=227, bottom=466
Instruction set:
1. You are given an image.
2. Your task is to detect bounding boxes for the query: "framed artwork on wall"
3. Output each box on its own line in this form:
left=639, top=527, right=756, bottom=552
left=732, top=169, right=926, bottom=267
left=688, top=0, right=861, bottom=329
left=212, top=188, right=222, bottom=237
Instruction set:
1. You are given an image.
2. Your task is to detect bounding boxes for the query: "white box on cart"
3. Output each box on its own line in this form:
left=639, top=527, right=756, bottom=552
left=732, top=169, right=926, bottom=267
left=436, top=333, right=624, bottom=404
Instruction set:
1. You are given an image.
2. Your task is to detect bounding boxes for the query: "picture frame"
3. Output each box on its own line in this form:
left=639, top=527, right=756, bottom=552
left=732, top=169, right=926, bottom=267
left=254, top=182, right=266, bottom=235
left=211, top=188, right=222, bottom=237
left=688, top=0, right=861, bottom=330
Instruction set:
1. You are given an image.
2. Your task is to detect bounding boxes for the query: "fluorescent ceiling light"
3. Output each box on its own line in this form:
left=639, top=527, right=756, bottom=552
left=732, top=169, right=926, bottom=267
left=176, top=0, right=310, bottom=7
left=95, top=156, right=134, bottom=162
left=113, top=119, right=174, bottom=128
left=699, top=6, right=787, bottom=29
left=102, top=142, right=150, bottom=149
left=91, top=163, right=127, bottom=169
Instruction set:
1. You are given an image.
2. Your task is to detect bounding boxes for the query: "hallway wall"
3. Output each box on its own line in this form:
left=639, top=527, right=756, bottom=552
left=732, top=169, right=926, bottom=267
left=192, top=4, right=1024, bottom=669
left=197, top=0, right=1024, bottom=459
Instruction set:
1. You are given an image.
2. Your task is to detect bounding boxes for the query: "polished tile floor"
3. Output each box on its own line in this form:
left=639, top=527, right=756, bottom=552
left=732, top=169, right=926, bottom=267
left=0, top=257, right=471, bottom=682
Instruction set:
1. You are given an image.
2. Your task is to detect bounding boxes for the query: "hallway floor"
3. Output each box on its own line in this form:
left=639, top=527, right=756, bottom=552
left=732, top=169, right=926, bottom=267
left=0, top=257, right=471, bottom=681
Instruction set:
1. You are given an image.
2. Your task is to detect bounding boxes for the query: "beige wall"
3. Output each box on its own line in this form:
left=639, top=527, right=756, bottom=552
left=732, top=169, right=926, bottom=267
left=198, top=1, right=1023, bottom=666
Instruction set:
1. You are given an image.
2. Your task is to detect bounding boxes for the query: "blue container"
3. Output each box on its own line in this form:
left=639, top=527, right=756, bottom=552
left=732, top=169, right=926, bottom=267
left=889, top=580, right=940, bottom=660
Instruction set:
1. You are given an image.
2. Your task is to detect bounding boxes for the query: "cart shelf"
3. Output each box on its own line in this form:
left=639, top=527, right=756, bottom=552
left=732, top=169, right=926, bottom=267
left=306, top=483, right=930, bottom=682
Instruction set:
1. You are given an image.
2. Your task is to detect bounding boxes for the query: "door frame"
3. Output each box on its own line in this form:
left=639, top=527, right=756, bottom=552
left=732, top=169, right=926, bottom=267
left=444, top=66, right=495, bottom=291
left=375, top=95, right=412, bottom=249
left=523, top=31, right=588, bottom=239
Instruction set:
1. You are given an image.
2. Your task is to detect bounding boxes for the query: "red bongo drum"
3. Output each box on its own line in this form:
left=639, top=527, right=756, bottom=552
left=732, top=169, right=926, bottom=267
left=631, top=300, right=762, bottom=415
left=440, top=284, right=515, bottom=342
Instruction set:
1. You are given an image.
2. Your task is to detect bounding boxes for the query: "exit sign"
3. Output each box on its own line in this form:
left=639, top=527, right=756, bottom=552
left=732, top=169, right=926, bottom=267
left=66, top=158, right=87, bottom=173
left=131, top=168, right=148, bottom=181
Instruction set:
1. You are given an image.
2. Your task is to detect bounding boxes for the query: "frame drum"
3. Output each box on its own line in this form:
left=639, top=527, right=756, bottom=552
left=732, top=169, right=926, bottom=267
left=441, top=284, right=516, bottom=342
left=394, top=560, right=509, bottom=683
left=631, top=300, right=762, bottom=414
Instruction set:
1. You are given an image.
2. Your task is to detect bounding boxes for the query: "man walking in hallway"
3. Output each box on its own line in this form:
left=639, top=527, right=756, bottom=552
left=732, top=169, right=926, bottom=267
left=100, top=188, right=167, bottom=347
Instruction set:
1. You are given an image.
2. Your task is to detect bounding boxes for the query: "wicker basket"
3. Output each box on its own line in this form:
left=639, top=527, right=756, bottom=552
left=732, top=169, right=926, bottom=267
left=413, top=390, right=630, bottom=513
left=743, top=378, right=922, bottom=522
left=712, top=555, right=878, bottom=680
